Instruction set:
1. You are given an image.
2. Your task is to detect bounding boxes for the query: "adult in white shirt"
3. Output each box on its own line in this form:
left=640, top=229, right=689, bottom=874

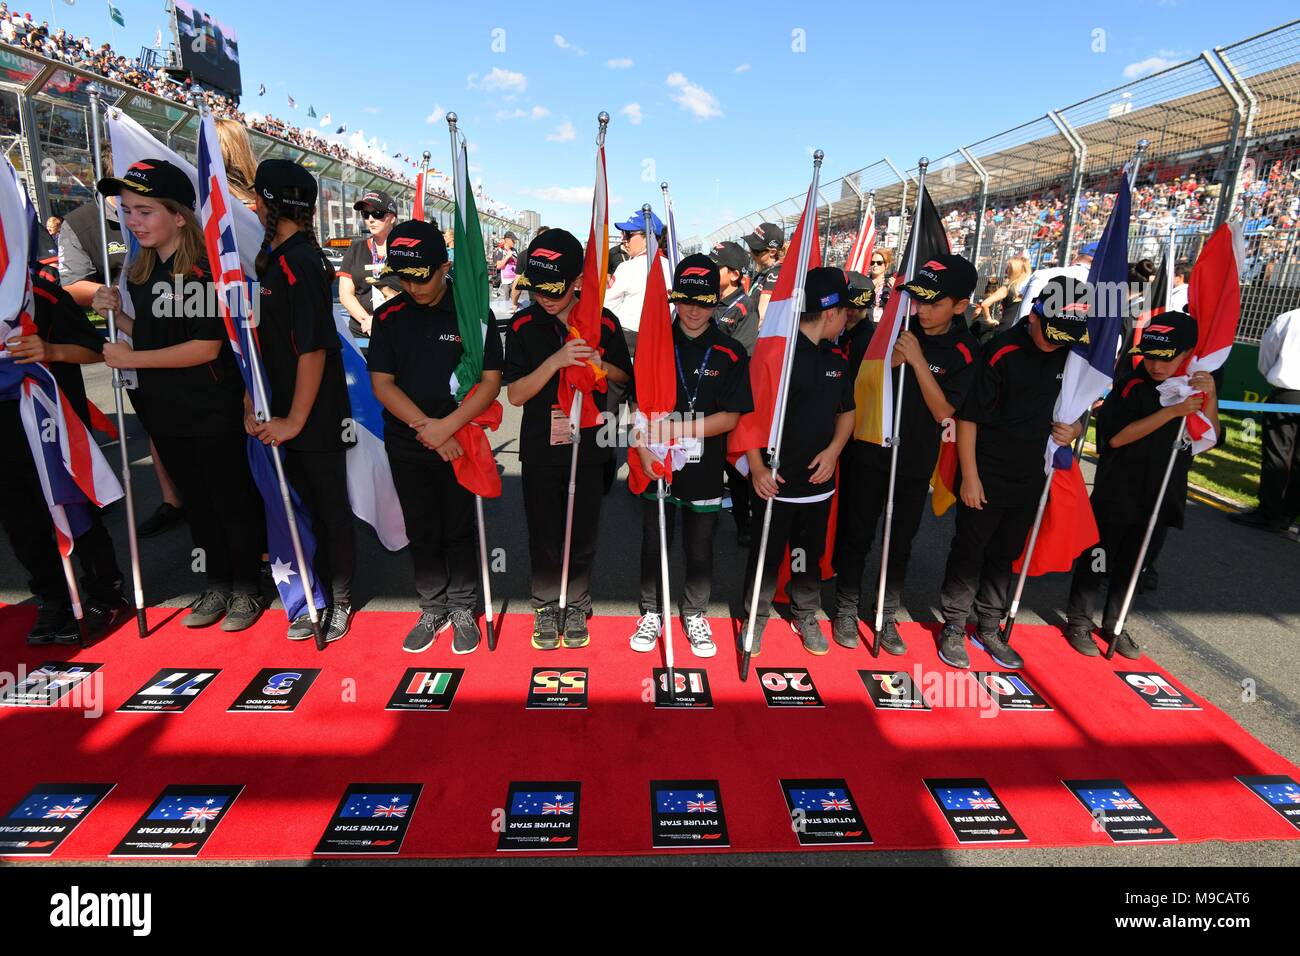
left=1168, top=259, right=1191, bottom=312
left=1230, top=309, right=1300, bottom=532
left=1016, top=241, right=1097, bottom=322
left=605, top=208, right=672, bottom=343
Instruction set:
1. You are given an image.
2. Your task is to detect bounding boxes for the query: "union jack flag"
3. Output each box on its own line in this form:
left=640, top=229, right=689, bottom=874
left=968, top=797, right=999, bottom=810
left=542, top=801, right=574, bottom=816
left=182, top=806, right=221, bottom=822
left=820, top=797, right=853, bottom=812
left=45, top=805, right=86, bottom=819
left=687, top=800, right=718, bottom=814
left=1110, top=797, right=1141, bottom=810
left=373, top=803, right=408, bottom=818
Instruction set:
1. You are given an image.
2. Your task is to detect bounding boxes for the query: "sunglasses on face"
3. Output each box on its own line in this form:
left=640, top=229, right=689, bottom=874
left=871, top=259, right=885, bottom=266
left=363, top=210, right=390, bottom=221
left=622, top=231, right=645, bottom=241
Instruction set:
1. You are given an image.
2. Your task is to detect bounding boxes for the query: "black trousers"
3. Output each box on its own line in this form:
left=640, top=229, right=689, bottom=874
left=522, top=460, right=605, bottom=613
left=0, top=451, right=121, bottom=606
left=1066, top=517, right=1143, bottom=633
left=833, top=445, right=928, bottom=621
left=939, top=497, right=1038, bottom=633
left=638, top=497, right=718, bottom=617
left=725, top=461, right=752, bottom=533
left=741, top=497, right=832, bottom=621
left=283, top=448, right=355, bottom=606
left=152, top=432, right=263, bottom=595
left=388, top=452, right=478, bottom=614
left=1260, top=387, right=1300, bottom=523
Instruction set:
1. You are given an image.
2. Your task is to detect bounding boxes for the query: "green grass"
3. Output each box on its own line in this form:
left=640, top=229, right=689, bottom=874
left=1085, top=411, right=1260, bottom=509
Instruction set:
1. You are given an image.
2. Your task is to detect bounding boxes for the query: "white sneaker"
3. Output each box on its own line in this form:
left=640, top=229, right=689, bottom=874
left=629, top=612, right=662, bottom=652
left=684, top=614, right=716, bottom=658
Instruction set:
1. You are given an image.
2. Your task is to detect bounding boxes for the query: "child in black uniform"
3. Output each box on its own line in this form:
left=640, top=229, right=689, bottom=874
left=833, top=254, right=979, bottom=654
left=1064, top=310, right=1216, bottom=659
left=738, top=266, right=856, bottom=657
left=367, top=220, right=504, bottom=655
left=504, top=230, right=631, bottom=650
left=936, top=276, right=1089, bottom=670
left=92, top=159, right=265, bottom=631
left=628, top=254, right=753, bottom=658
left=3, top=260, right=126, bottom=644
left=250, top=159, right=357, bottom=643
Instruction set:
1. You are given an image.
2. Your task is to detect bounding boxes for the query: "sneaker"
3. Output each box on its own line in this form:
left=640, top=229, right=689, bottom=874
left=325, top=604, right=352, bottom=643
left=287, top=610, right=324, bottom=642
left=1064, top=623, right=1101, bottom=657
left=629, top=612, right=662, bottom=652
left=531, top=606, right=561, bottom=650
left=182, top=590, right=229, bottom=628
left=831, top=613, right=860, bottom=649
left=793, top=616, right=828, bottom=655
left=937, top=624, right=970, bottom=670
left=403, top=611, right=448, bottom=653
left=562, top=606, right=590, bottom=648
left=684, top=614, right=716, bottom=658
left=54, top=596, right=129, bottom=645
left=977, top=628, right=1024, bottom=669
left=449, top=608, right=480, bottom=655
left=735, top=618, right=765, bottom=657
left=1112, top=630, right=1141, bottom=660
left=137, top=501, right=184, bottom=538
left=877, top=620, right=907, bottom=656
left=220, top=593, right=264, bottom=632
left=27, top=603, right=72, bottom=645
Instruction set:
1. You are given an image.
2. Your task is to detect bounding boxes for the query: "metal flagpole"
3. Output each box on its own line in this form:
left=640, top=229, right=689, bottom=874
left=447, top=112, right=497, bottom=651
left=56, top=540, right=87, bottom=648
left=870, top=158, right=929, bottom=657
left=660, top=182, right=679, bottom=271
left=419, top=151, right=431, bottom=221
left=88, top=90, right=148, bottom=638
left=1105, top=422, right=1187, bottom=659
left=558, top=111, right=610, bottom=616
left=1003, top=140, right=1148, bottom=646
left=740, top=149, right=823, bottom=682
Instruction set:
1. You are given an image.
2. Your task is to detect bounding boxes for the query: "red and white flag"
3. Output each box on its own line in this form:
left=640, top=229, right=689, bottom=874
left=844, top=203, right=876, bottom=274
left=558, top=132, right=610, bottom=428
left=412, top=170, right=425, bottom=222
left=627, top=228, right=677, bottom=494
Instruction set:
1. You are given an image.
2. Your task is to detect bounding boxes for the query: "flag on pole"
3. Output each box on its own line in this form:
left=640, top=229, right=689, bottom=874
left=107, top=2, right=125, bottom=27
left=853, top=187, right=949, bottom=446
left=844, top=203, right=876, bottom=274
left=412, top=170, right=425, bottom=222
left=662, top=190, right=680, bottom=272
left=258, top=83, right=266, bottom=97
left=558, top=131, right=610, bottom=429
left=320, top=112, right=331, bottom=127
left=448, top=131, right=503, bottom=498
left=307, top=106, right=317, bottom=119
left=287, top=94, right=297, bottom=110
left=336, top=124, right=347, bottom=135
left=627, top=228, right=675, bottom=495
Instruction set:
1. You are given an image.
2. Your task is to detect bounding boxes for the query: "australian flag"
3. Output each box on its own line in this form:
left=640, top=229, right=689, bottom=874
left=937, top=787, right=1000, bottom=812
left=789, top=788, right=854, bottom=813
left=656, top=789, right=718, bottom=814
left=146, top=794, right=228, bottom=821
left=195, top=113, right=325, bottom=620
left=1077, top=788, right=1142, bottom=813
left=510, top=791, right=576, bottom=816
left=341, top=792, right=412, bottom=818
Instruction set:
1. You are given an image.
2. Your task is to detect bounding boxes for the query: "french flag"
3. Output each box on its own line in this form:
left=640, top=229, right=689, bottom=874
left=727, top=179, right=820, bottom=473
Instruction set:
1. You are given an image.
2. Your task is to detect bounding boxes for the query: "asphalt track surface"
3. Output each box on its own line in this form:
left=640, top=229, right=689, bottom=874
left=4, top=297, right=1297, bottom=867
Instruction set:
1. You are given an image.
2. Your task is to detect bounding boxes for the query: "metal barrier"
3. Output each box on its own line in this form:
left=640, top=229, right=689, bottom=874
left=690, top=19, right=1300, bottom=344
left=0, top=44, right=526, bottom=246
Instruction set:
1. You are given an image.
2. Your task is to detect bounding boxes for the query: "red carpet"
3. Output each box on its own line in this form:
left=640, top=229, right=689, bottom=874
left=1, top=604, right=1297, bottom=858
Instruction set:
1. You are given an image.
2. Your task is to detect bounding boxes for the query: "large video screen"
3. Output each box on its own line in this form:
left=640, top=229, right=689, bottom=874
left=173, top=1, right=242, bottom=96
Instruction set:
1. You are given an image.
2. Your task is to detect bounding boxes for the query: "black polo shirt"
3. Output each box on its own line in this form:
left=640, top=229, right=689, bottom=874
left=257, top=231, right=352, bottom=453
left=365, top=282, right=504, bottom=463
left=1091, top=364, right=1191, bottom=528
left=713, top=286, right=757, bottom=352
left=747, top=263, right=781, bottom=317
left=503, top=301, right=632, bottom=467
left=630, top=319, right=753, bottom=502
left=125, top=254, right=245, bottom=439
left=958, top=323, right=1068, bottom=505
left=765, top=330, right=855, bottom=501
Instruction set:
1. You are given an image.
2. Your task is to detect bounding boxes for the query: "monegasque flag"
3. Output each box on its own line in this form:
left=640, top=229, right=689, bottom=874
left=0, top=158, right=122, bottom=558
left=727, top=178, right=820, bottom=473
left=627, top=227, right=675, bottom=495
left=448, top=133, right=503, bottom=498
left=853, top=187, right=949, bottom=446
left=844, top=202, right=876, bottom=274
left=559, top=133, right=610, bottom=429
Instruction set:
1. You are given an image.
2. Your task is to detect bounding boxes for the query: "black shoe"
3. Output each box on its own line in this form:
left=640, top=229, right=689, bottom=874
left=27, top=603, right=72, bottom=645
left=182, top=590, right=229, bottom=628
left=220, top=593, right=264, bottom=632
left=1065, top=623, right=1101, bottom=657
left=449, top=608, right=481, bottom=655
left=1137, top=565, right=1159, bottom=594
left=877, top=620, right=907, bottom=656
left=562, top=607, right=590, bottom=648
left=1111, top=630, right=1141, bottom=660
left=531, top=606, right=561, bottom=650
left=937, top=625, right=970, bottom=669
left=735, top=618, right=765, bottom=657
left=137, top=501, right=184, bottom=538
left=832, top=613, right=860, bottom=649
left=55, top=596, right=129, bottom=645
left=325, top=604, right=352, bottom=643
left=977, top=628, right=1024, bottom=669
left=793, top=616, right=828, bottom=655
left=1228, top=510, right=1289, bottom=533
left=403, top=611, right=448, bottom=653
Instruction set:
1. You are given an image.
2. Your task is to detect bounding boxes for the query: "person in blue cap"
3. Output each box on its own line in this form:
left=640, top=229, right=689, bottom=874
left=605, top=209, right=672, bottom=426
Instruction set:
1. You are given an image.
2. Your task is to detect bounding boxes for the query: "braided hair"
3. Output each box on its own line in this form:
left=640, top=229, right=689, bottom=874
left=255, top=189, right=336, bottom=284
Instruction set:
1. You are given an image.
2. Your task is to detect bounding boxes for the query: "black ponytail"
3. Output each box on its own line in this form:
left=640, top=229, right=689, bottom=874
left=254, top=191, right=334, bottom=284
left=254, top=201, right=281, bottom=278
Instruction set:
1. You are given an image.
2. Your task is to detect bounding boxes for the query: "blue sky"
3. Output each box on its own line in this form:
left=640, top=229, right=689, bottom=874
left=38, top=1, right=1290, bottom=236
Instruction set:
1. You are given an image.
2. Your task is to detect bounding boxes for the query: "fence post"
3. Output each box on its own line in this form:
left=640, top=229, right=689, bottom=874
left=883, top=156, right=911, bottom=247
left=958, top=146, right=989, bottom=269
left=1210, top=46, right=1257, bottom=230
left=1047, top=110, right=1085, bottom=265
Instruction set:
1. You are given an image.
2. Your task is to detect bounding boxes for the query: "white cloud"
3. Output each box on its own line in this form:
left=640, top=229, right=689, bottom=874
left=607, top=57, right=634, bottom=69
left=469, top=67, right=528, bottom=94
left=554, top=34, right=585, bottom=55
left=425, top=103, right=446, bottom=124
left=734, top=63, right=751, bottom=73
left=531, top=105, right=551, bottom=119
left=1122, top=50, right=1182, bottom=79
left=620, top=102, right=642, bottom=125
left=524, top=185, right=594, bottom=204
left=494, top=105, right=549, bottom=122
left=666, top=72, right=723, bottom=119
left=546, top=120, right=576, bottom=142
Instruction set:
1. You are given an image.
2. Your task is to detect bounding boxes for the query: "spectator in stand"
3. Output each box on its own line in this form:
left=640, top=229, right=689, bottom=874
left=45, top=215, right=61, bottom=237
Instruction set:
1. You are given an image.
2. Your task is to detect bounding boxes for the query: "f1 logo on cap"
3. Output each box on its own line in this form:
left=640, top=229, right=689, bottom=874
left=682, top=267, right=711, bottom=277
left=922, top=259, right=947, bottom=270
left=390, top=237, right=421, bottom=248
left=1062, top=302, right=1089, bottom=314
left=532, top=248, right=562, bottom=261
left=1146, top=324, right=1174, bottom=333
left=127, top=161, right=155, bottom=172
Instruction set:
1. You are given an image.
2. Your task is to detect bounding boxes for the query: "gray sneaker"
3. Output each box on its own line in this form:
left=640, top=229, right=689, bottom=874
left=183, top=590, right=229, bottom=629
left=325, top=604, right=352, bottom=643
left=449, top=608, right=480, bottom=655
left=938, top=625, right=970, bottom=669
left=220, top=593, right=264, bottom=632
left=287, top=610, right=323, bottom=642
left=793, top=616, right=828, bottom=655
left=1112, top=630, right=1141, bottom=660
left=403, top=611, right=448, bottom=653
